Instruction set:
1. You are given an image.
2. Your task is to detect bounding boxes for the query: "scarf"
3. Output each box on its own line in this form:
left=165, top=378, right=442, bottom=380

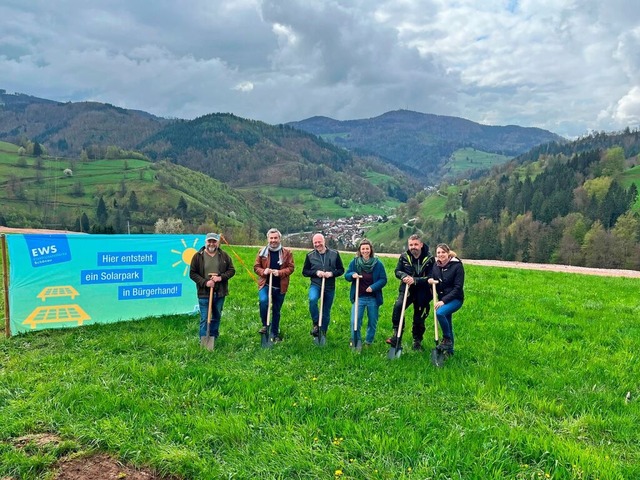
left=355, top=256, right=378, bottom=274
left=259, top=243, right=282, bottom=258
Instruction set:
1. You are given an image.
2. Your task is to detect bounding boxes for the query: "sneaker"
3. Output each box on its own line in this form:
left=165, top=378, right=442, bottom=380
left=364, top=342, right=372, bottom=348
left=412, top=340, right=424, bottom=351
left=310, top=325, right=319, bottom=337
left=258, top=326, right=267, bottom=334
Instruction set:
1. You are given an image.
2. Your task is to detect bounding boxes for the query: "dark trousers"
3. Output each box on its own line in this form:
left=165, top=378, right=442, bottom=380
left=259, top=286, right=286, bottom=336
left=391, top=292, right=429, bottom=342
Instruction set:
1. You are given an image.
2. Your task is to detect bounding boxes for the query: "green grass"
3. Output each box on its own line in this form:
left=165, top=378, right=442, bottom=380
left=445, top=148, right=511, bottom=176
left=248, top=185, right=400, bottom=219
left=2, top=250, right=640, bottom=479
left=620, top=164, right=640, bottom=211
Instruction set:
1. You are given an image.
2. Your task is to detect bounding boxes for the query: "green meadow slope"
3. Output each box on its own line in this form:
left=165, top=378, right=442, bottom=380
left=1, top=249, right=639, bottom=479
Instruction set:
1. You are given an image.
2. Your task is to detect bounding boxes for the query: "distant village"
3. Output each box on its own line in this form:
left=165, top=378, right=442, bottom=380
left=285, top=214, right=390, bottom=251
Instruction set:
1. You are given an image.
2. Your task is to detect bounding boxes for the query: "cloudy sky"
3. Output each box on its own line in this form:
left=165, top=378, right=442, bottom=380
left=1, top=0, right=639, bottom=138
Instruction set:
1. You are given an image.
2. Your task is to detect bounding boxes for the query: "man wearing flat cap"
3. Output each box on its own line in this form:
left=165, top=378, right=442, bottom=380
left=189, top=232, right=236, bottom=349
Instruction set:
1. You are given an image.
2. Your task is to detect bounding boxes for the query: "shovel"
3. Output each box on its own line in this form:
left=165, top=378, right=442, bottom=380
left=261, top=272, right=274, bottom=349
left=430, top=281, right=445, bottom=367
left=204, top=273, right=216, bottom=351
left=314, top=276, right=327, bottom=346
left=388, top=283, right=409, bottom=359
left=351, top=275, right=362, bottom=352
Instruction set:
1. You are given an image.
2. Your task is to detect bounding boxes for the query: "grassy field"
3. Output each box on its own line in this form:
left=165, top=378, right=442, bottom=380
left=445, top=148, right=511, bottom=176
left=1, top=246, right=639, bottom=479
left=620, top=164, right=640, bottom=211
left=247, top=185, right=401, bottom=219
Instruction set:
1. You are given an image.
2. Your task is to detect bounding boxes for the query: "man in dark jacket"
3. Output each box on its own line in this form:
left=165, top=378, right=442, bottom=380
left=189, top=232, right=236, bottom=350
left=387, top=234, right=434, bottom=351
left=302, top=233, right=345, bottom=338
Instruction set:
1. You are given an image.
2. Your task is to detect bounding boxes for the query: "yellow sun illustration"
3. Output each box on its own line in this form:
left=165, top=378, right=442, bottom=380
left=171, top=238, right=199, bottom=276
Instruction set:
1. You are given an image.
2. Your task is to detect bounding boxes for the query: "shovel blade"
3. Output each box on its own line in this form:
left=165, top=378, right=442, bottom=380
left=387, top=344, right=402, bottom=359
left=261, top=333, right=273, bottom=349
left=430, top=348, right=445, bottom=367
left=352, top=331, right=362, bottom=353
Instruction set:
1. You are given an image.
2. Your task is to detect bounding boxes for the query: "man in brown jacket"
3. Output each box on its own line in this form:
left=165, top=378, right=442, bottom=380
left=189, top=232, right=236, bottom=349
left=253, top=228, right=295, bottom=342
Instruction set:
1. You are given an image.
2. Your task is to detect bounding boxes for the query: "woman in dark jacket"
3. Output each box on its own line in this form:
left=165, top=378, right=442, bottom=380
left=428, top=243, right=464, bottom=355
left=344, top=239, right=387, bottom=346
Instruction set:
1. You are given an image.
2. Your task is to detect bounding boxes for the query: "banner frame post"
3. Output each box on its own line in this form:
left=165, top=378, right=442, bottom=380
left=1, top=234, right=10, bottom=338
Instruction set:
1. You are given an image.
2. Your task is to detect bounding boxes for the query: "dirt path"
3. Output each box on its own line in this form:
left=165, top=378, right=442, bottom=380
left=461, top=259, right=640, bottom=278
left=373, top=253, right=640, bottom=278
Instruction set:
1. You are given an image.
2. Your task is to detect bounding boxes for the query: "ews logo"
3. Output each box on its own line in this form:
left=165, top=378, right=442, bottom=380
left=25, top=235, right=71, bottom=267
left=31, top=245, right=58, bottom=256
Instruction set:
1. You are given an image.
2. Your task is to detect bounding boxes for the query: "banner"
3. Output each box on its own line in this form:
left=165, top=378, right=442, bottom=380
left=7, top=234, right=205, bottom=335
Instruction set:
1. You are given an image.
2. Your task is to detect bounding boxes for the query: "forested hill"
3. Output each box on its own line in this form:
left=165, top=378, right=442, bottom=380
left=0, top=91, right=416, bottom=206
left=417, top=130, right=640, bottom=270
left=287, top=110, right=564, bottom=183
left=138, top=113, right=414, bottom=202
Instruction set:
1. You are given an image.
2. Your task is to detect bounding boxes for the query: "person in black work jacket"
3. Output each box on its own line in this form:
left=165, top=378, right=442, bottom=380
left=386, top=233, right=434, bottom=351
left=302, top=233, right=345, bottom=338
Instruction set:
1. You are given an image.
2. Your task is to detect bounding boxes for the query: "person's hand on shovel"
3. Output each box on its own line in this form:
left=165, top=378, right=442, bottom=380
left=428, top=279, right=442, bottom=309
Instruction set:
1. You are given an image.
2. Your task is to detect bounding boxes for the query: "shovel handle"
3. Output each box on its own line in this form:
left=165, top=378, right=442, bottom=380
left=431, top=281, right=439, bottom=342
left=266, top=272, right=273, bottom=327
left=206, top=272, right=217, bottom=327
left=353, top=275, right=360, bottom=331
left=318, top=276, right=326, bottom=328
left=397, top=282, right=410, bottom=337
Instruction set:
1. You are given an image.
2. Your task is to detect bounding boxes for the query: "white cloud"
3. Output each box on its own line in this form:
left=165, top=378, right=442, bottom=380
left=0, top=0, right=639, bottom=137
left=233, top=81, right=254, bottom=92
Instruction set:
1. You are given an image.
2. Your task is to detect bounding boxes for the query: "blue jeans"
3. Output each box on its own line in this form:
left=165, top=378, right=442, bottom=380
left=435, top=299, right=463, bottom=344
left=350, top=295, right=379, bottom=344
left=259, top=286, right=286, bottom=336
left=308, top=284, right=335, bottom=332
left=198, top=295, right=225, bottom=337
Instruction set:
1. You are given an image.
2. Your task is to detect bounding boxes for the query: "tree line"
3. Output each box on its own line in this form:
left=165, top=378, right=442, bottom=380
left=421, top=146, right=640, bottom=269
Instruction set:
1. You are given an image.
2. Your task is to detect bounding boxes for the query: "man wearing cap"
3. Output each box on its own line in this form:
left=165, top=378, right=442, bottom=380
left=189, top=232, right=236, bottom=349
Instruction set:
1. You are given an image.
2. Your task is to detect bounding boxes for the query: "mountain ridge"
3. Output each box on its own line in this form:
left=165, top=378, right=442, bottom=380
left=287, top=108, right=564, bottom=182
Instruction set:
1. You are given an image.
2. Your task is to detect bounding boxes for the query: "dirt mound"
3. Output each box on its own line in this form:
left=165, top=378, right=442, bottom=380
left=8, top=434, right=175, bottom=480
left=55, top=453, right=169, bottom=480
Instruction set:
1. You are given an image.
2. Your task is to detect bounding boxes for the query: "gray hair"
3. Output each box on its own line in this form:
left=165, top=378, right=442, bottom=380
left=266, top=228, right=281, bottom=238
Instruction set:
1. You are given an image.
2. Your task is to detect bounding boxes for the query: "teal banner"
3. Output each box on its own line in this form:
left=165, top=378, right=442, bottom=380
left=7, top=234, right=204, bottom=335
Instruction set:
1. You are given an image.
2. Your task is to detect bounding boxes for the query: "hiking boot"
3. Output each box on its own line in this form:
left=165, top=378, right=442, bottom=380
left=258, top=326, right=267, bottom=334
left=310, top=324, right=319, bottom=337
left=412, top=340, right=424, bottom=351
left=437, top=338, right=453, bottom=353
left=272, top=335, right=283, bottom=343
